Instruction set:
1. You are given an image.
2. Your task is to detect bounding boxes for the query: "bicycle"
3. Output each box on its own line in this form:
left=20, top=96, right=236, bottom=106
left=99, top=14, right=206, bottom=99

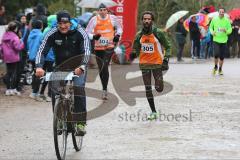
left=45, top=71, right=84, bottom=160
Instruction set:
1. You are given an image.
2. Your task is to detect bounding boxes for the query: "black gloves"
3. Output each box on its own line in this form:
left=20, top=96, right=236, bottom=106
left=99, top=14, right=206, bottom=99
left=113, top=34, right=120, bottom=43
left=162, top=57, right=169, bottom=71
left=93, top=34, right=101, bottom=40
left=129, top=53, right=137, bottom=61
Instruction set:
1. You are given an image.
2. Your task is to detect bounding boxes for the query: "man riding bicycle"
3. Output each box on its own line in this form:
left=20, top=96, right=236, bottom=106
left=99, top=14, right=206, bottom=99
left=35, top=10, right=91, bottom=136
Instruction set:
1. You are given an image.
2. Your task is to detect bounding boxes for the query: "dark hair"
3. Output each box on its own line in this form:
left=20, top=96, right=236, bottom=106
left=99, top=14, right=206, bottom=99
left=36, top=3, right=46, bottom=16
left=16, top=13, right=25, bottom=22
left=7, top=21, right=21, bottom=33
left=141, top=11, right=155, bottom=21
left=99, top=3, right=107, bottom=9
left=31, top=20, right=43, bottom=29
left=0, top=5, right=4, bottom=11
left=26, top=12, right=33, bottom=24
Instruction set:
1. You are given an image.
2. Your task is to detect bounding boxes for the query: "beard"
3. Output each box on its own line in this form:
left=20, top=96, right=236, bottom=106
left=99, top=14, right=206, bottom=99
left=143, top=22, right=152, bottom=33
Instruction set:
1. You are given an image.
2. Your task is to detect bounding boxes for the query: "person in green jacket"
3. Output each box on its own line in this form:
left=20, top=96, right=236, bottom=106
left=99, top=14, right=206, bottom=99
left=209, top=8, right=232, bottom=75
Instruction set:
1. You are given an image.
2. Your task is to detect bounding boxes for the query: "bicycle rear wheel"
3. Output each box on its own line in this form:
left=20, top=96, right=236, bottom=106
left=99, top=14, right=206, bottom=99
left=53, top=99, right=68, bottom=160
left=72, top=123, right=83, bottom=151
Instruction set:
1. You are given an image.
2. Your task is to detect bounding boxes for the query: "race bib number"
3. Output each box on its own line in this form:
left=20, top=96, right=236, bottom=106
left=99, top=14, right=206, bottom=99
left=99, top=37, right=110, bottom=46
left=217, top=27, right=225, bottom=33
left=141, top=43, right=154, bottom=53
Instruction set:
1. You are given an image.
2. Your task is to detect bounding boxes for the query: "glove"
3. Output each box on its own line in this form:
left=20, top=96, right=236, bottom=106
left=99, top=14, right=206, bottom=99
left=93, top=34, right=101, bottom=40
left=162, top=57, right=169, bottom=71
left=113, top=34, right=120, bottom=43
left=129, top=53, right=137, bottom=61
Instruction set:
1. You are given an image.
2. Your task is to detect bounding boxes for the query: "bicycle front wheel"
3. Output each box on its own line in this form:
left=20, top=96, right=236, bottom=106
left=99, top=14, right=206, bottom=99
left=72, top=123, right=83, bottom=151
left=53, top=99, right=68, bottom=160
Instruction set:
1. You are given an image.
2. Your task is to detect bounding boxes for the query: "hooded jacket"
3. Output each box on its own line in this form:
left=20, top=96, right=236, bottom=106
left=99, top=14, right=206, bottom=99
left=27, top=29, right=43, bottom=61
left=1, top=31, right=24, bottom=63
left=42, top=15, right=57, bottom=62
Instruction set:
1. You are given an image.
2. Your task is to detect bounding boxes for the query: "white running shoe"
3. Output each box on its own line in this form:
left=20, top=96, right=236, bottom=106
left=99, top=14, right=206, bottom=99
left=12, top=89, right=21, bottom=96
left=5, top=89, right=11, bottom=96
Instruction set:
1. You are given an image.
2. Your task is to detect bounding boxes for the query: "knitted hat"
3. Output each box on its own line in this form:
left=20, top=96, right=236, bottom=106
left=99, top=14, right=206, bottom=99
left=57, top=10, right=70, bottom=23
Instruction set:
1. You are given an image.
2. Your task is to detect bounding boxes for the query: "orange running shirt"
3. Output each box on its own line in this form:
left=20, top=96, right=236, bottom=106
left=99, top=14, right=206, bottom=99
left=139, top=33, right=164, bottom=65
left=94, top=15, right=115, bottom=50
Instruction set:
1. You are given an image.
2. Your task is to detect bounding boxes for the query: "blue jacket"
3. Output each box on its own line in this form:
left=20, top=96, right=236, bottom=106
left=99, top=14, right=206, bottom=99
left=27, top=29, right=43, bottom=61
left=201, top=30, right=211, bottom=44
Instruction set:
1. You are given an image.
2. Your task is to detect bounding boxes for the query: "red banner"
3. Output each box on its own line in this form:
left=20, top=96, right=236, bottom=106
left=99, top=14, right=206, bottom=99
left=110, top=0, right=138, bottom=60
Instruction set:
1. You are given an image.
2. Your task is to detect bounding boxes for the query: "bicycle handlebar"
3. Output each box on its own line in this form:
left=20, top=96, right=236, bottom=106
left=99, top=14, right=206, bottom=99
left=41, top=72, right=79, bottom=81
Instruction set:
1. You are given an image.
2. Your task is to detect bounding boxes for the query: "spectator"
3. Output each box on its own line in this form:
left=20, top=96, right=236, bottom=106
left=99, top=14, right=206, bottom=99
left=175, top=18, right=187, bottom=62
left=16, top=13, right=31, bottom=90
left=0, top=5, right=6, bottom=25
left=27, top=20, right=44, bottom=101
left=31, top=3, right=47, bottom=30
left=189, top=16, right=201, bottom=59
left=1, top=21, right=24, bottom=95
left=36, top=15, right=57, bottom=102
left=200, top=26, right=211, bottom=59
left=229, top=19, right=240, bottom=58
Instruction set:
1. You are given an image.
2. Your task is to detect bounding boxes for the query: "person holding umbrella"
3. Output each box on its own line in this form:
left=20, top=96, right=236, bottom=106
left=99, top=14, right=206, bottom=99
left=210, top=8, right=232, bottom=75
left=175, top=17, right=188, bottom=61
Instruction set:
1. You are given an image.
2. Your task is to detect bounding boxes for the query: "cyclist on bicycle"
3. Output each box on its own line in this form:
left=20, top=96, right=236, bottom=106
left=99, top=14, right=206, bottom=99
left=35, top=10, right=91, bottom=136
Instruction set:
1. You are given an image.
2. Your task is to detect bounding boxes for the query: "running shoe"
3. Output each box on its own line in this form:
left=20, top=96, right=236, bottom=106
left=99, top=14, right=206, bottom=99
left=147, top=112, right=158, bottom=121
left=212, top=68, right=217, bottom=75
left=76, top=123, right=86, bottom=136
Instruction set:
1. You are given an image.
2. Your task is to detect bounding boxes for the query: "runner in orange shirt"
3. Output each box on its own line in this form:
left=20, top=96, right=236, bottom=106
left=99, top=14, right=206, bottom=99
left=86, top=4, right=123, bottom=100
left=130, top=11, right=171, bottom=120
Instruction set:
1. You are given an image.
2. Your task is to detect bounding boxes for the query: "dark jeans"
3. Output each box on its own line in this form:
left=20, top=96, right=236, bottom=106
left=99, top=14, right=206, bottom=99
left=177, top=43, right=185, bottom=61
left=191, top=39, right=200, bottom=58
left=95, top=49, right=114, bottom=91
left=5, top=62, right=18, bottom=89
left=17, top=51, right=28, bottom=89
left=231, top=40, right=240, bottom=58
left=40, top=61, right=54, bottom=96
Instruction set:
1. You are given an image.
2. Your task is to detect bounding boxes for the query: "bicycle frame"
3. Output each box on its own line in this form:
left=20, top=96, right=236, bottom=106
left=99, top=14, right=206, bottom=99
left=44, top=72, right=83, bottom=160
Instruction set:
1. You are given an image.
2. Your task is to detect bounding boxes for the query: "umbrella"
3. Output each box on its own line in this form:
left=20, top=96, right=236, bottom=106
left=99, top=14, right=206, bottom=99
left=183, top=13, right=209, bottom=31
left=208, top=11, right=229, bottom=19
left=199, top=5, right=215, bottom=14
left=228, top=8, right=240, bottom=21
left=77, top=0, right=117, bottom=8
left=76, top=12, right=93, bottom=26
left=165, top=10, right=189, bottom=29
